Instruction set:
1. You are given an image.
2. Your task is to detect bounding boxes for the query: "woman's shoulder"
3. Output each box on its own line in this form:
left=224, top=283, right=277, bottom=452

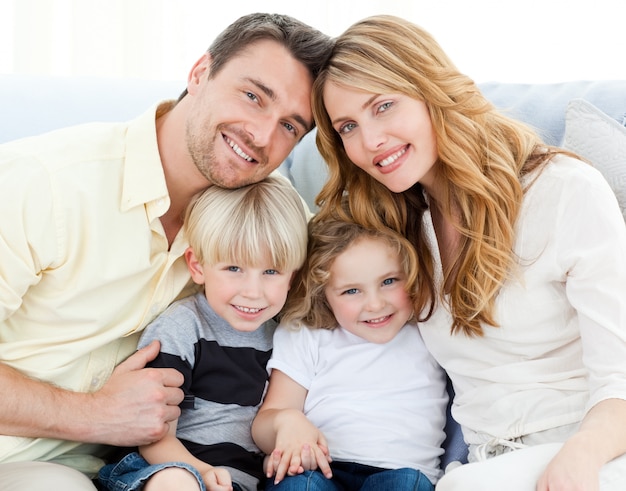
left=533, top=153, right=609, bottom=187
left=520, top=152, right=623, bottom=233
left=523, top=153, right=615, bottom=207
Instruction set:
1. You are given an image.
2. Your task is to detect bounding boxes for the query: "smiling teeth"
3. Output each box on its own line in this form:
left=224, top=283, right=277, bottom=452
left=378, top=147, right=406, bottom=167
left=235, top=305, right=262, bottom=313
left=226, top=138, right=254, bottom=161
left=365, top=316, right=389, bottom=323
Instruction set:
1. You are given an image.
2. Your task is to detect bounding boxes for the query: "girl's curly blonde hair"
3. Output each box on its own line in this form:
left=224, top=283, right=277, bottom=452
left=280, top=210, right=419, bottom=330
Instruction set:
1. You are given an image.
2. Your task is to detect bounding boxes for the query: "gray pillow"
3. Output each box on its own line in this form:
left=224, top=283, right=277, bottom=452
left=563, top=98, right=626, bottom=223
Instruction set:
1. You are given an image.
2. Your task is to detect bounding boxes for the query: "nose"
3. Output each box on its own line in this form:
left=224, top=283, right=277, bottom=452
left=361, top=121, right=387, bottom=152
left=244, top=115, right=277, bottom=148
left=240, top=273, right=263, bottom=299
left=364, top=291, right=385, bottom=312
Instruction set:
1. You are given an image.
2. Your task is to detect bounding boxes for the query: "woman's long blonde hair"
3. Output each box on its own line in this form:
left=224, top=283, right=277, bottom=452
left=313, top=15, right=562, bottom=336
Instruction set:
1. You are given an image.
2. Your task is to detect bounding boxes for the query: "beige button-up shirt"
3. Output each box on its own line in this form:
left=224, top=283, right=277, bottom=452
left=0, top=103, right=193, bottom=474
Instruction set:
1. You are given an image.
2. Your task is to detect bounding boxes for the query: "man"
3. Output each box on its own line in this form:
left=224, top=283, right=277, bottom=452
left=0, top=13, right=332, bottom=490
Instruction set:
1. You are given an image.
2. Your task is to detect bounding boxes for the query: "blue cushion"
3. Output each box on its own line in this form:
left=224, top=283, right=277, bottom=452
left=0, top=74, right=182, bottom=144
left=479, top=80, right=626, bottom=146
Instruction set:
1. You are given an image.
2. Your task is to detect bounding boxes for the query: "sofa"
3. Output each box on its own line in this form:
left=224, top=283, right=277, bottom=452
left=2, top=74, right=626, bottom=470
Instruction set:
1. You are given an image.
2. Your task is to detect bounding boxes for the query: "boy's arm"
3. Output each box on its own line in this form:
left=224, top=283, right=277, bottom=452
left=140, top=419, right=234, bottom=490
left=251, top=369, right=332, bottom=484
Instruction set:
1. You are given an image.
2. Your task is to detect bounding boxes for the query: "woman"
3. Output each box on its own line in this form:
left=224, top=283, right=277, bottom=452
left=311, top=14, right=626, bottom=491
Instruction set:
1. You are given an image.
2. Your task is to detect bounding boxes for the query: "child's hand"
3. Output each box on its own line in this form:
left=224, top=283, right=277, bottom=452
left=266, top=441, right=332, bottom=484
left=202, top=466, right=234, bottom=491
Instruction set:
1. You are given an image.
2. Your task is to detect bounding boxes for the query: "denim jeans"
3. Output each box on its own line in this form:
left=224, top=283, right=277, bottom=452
left=97, top=451, right=244, bottom=491
left=264, top=461, right=433, bottom=491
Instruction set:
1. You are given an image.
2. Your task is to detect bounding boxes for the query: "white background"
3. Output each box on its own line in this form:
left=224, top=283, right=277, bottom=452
left=0, top=0, right=622, bottom=84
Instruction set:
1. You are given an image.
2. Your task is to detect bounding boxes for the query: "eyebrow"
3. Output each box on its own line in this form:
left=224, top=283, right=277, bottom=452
left=330, top=93, right=379, bottom=126
left=247, top=77, right=312, bottom=132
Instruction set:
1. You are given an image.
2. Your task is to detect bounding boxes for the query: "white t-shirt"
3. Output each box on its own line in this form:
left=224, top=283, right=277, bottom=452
left=268, top=322, right=448, bottom=484
left=419, top=155, right=626, bottom=448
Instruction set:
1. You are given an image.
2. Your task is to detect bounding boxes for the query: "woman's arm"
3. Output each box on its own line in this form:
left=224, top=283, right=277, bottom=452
left=538, top=398, right=626, bottom=491
left=251, top=369, right=332, bottom=484
left=539, top=161, right=626, bottom=491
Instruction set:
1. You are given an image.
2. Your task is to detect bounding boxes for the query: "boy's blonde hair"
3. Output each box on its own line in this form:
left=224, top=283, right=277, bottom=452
left=184, top=175, right=309, bottom=272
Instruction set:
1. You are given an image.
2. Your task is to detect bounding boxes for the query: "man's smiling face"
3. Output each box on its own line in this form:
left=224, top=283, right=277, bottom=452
left=185, top=39, right=314, bottom=189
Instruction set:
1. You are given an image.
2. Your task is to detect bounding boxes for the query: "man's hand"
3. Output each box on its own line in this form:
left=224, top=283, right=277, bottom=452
left=87, top=340, right=184, bottom=446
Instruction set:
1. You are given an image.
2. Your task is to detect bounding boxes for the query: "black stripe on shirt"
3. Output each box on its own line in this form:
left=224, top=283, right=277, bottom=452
left=180, top=439, right=265, bottom=482
left=148, top=341, right=271, bottom=408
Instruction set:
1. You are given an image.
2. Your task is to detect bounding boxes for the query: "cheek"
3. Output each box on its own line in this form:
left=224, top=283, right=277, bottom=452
left=342, top=140, right=368, bottom=172
left=271, top=279, right=293, bottom=302
left=327, top=298, right=355, bottom=324
left=274, top=138, right=297, bottom=167
left=341, top=138, right=357, bottom=158
left=392, top=290, right=413, bottom=311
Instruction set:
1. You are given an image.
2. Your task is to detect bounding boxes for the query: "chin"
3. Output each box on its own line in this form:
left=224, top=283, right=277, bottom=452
left=384, top=181, right=414, bottom=194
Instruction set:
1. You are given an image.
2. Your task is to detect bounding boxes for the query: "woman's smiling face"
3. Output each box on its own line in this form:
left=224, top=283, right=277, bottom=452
left=323, top=81, right=439, bottom=193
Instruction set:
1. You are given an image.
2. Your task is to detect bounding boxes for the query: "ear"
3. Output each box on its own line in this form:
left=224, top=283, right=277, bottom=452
left=186, top=52, right=211, bottom=96
left=185, top=246, right=205, bottom=285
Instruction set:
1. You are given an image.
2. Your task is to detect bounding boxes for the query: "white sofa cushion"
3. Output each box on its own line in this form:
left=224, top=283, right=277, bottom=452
left=563, top=98, right=626, bottom=222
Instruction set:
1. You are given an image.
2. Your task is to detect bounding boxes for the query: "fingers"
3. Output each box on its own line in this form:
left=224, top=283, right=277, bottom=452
left=269, top=444, right=333, bottom=484
left=117, top=342, right=184, bottom=390
left=271, top=447, right=302, bottom=484
left=92, top=345, right=184, bottom=446
left=287, top=443, right=310, bottom=476
left=157, top=368, right=186, bottom=394
left=204, top=467, right=234, bottom=491
left=266, top=449, right=281, bottom=478
left=298, top=443, right=313, bottom=471
left=313, top=445, right=333, bottom=478
left=273, top=449, right=291, bottom=484
left=113, top=340, right=161, bottom=374
left=317, top=438, right=331, bottom=460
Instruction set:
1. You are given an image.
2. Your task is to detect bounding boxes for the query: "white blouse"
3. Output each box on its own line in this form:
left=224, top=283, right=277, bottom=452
left=419, top=155, right=626, bottom=447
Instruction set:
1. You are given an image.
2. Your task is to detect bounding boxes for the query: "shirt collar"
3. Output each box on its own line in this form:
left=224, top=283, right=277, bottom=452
left=120, top=101, right=175, bottom=215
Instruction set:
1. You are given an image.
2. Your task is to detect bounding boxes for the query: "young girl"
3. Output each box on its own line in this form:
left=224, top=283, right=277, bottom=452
left=98, top=175, right=309, bottom=491
left=311, top=14, right=626, bottom=491
left=251, top=213, right=448, bottom=491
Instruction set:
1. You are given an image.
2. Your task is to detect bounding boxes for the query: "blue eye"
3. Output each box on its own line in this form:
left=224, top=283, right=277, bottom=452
left=382, top=278, right=395, bottom=286
left=264, top=269, right=279, bottom=275
left=338, top=122, right=356, bottom=135
left=227, top=265, right=241, bottom=272
left=343, top=288, right=359, bottom=295
left=378, top=101, right=393, bottom=113
left=282, top=122, right=297, bottom=135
